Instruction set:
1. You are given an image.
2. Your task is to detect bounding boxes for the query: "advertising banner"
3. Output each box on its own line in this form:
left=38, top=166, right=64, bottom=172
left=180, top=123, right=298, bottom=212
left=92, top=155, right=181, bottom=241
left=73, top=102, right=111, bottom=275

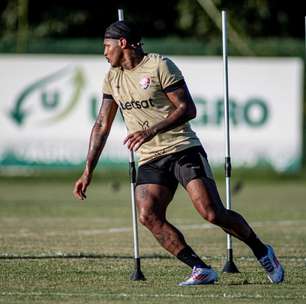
left=0, top=55, right=303, bottom=171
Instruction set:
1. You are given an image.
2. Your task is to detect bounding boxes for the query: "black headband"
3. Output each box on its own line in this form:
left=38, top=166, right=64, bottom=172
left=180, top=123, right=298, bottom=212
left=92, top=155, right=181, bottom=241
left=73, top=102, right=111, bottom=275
left=104, top=21, right=142, bottom=44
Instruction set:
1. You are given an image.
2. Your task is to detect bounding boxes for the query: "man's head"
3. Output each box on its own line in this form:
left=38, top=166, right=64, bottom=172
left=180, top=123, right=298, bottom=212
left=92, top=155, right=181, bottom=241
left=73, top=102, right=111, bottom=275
left=103, top=21, right=142, bottom=67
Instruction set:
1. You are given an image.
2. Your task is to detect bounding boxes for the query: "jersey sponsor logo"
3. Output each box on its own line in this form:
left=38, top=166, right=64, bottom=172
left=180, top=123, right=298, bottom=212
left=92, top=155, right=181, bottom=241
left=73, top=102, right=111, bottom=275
left=139, top=76, right=151, bottom=89
left=119, top=99, right=154, bottom=110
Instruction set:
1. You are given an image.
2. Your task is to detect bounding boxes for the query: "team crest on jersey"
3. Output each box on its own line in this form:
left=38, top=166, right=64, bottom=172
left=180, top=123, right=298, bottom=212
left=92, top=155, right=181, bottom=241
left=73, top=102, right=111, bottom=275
left=139, top=76, right=151, bottom=89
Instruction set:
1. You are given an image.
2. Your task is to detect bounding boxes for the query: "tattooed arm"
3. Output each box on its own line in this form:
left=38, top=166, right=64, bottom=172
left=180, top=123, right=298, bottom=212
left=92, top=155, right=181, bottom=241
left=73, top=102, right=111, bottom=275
left=155, top=84, right=197, bottom=132
left=73, top=96, right=118, bottom=200
left=124, top=84, right=196, bottom=151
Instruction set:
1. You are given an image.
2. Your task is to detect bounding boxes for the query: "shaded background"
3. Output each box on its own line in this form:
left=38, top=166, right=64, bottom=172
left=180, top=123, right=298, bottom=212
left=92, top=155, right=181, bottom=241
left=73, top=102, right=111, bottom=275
left=0, top=4, right=305, bottom=303
left=0, top=0, right=305, bottom=172
left=0, top=0, right=305, bottom=56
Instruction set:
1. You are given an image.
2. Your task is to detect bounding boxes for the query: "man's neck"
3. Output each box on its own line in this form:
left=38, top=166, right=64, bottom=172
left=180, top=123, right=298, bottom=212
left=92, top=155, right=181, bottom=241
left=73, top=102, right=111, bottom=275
left=121, top=49, right=145, bottom=70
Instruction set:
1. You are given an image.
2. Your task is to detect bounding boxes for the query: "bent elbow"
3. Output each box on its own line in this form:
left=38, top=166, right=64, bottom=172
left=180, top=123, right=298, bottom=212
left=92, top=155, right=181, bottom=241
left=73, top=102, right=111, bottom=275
left=178, top=103, right=197, bottom=122
left=187, top=106, right=197, bottom=120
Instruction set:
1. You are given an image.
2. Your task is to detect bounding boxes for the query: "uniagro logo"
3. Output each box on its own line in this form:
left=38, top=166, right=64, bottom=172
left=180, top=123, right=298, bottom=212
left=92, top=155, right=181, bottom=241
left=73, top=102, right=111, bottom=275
left=9, top=66, right=86, bottom=126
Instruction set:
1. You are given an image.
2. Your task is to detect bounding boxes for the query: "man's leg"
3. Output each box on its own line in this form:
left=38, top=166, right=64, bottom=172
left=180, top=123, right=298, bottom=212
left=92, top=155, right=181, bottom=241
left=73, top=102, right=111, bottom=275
left=136, top=183, right=209, bottom=268
left=186, top=178, right=267, bottom=258
left=136, top=183, right=218, bottom=285
left=185, top=178, right=284, bottom=283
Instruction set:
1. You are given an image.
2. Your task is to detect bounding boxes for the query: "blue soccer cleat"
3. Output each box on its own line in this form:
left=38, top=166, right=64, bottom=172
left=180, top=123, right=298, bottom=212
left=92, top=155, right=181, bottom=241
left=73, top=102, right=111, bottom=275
left=258, top=245, right=285, bottom=283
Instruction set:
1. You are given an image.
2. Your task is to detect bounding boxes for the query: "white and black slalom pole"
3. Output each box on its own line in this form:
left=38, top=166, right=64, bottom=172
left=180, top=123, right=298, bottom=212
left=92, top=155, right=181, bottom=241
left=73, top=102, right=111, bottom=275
left=118, top=8, right=145, bottom=281
left=221, top=10, right=239, bottom=274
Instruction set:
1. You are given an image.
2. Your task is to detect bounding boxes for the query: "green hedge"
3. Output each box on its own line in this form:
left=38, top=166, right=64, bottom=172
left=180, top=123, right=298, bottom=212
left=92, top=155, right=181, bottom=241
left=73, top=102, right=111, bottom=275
left=0, top=37, right=304, bottom=57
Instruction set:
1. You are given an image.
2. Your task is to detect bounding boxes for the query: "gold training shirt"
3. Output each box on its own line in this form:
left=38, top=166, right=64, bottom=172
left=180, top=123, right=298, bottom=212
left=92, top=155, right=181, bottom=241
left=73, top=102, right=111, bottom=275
left=103, top=53, right=201, bottom=165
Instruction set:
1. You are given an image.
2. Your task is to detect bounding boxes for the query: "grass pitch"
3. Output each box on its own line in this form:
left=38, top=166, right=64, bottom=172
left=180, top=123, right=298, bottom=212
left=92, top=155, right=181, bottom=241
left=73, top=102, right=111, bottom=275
left=0, top=174, right=306, bottom=303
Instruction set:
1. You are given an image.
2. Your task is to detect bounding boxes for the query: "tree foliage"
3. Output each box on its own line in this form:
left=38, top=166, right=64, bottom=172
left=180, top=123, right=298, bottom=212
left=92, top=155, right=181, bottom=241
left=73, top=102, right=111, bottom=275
left=0, top=0, right=304, bottom=40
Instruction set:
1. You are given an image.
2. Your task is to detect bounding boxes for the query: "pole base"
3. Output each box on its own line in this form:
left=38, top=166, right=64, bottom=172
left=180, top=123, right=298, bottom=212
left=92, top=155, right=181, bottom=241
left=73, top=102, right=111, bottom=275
left=130, top=269, right=146, bottom=281
left=130, top=258, right=146, bottom=280
left=222, top=259, right=240, bottom=273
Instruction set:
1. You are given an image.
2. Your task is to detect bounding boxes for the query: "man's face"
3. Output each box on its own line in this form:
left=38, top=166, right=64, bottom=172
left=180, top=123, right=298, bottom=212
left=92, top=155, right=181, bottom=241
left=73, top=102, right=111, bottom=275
left=103, top=38, right=123, bottom=67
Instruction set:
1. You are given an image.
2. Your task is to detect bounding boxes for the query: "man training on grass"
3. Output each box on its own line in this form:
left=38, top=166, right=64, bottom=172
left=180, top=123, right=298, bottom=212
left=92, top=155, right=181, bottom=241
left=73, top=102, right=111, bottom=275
left=73, top=20, right=284, bottom=285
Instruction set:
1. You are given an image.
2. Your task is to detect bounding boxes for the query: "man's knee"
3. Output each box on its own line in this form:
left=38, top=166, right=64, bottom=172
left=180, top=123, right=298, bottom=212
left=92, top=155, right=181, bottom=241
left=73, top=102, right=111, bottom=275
left=205, top=206, right=229, bottom=225
left=138, top=209, right=164, bottom=231
left=203, top=210, right=219, bottom=224
left=139, top=210, right=154, bottom=227
left=194, top=197, right=225, bottom=225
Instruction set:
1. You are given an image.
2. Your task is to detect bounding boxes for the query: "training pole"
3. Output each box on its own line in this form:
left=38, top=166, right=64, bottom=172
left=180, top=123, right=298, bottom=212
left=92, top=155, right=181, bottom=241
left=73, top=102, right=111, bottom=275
left=221, top=10, right=239, bottom=274
left=117, top=8, right=145, bottom=281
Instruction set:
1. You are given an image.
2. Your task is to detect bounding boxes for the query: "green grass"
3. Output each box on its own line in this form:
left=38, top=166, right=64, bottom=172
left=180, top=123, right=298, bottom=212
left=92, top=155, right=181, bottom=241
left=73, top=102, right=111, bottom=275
left=0, top=177, right=306, bottom=303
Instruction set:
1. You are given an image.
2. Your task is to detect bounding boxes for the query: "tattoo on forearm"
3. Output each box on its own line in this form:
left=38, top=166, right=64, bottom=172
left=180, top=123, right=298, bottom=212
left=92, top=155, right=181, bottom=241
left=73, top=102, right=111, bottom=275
left=88, top=139, right=107, bottom=167
left=84, top=98, right=118, bottom=174
left=86, top=120, right=108, bottom=173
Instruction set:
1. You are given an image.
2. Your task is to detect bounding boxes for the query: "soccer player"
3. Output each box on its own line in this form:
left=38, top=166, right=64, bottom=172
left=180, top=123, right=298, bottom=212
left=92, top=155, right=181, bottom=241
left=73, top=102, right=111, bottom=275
left=73, top=21, right=284, bottom=285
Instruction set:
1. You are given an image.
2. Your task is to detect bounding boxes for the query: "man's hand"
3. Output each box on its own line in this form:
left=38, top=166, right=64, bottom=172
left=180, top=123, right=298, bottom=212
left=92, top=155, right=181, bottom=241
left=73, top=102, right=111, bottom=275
left=73, top=173, right=92, bottom=200
left=123, top=128, right=155, bottom=151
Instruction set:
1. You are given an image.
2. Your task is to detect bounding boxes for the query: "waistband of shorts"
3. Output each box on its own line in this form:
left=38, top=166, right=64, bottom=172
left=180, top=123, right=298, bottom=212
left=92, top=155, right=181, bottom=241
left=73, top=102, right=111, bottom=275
left=138, top=144, right=205, bottom=168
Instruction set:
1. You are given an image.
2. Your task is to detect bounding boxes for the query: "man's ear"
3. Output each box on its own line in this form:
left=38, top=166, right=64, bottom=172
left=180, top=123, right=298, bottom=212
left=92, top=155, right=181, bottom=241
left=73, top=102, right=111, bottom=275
left=119, top=37, right=128, bottom=49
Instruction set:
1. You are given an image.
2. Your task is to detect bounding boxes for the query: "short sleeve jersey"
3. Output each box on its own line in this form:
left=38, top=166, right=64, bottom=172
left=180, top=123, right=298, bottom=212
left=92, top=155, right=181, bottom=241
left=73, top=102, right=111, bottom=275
left=103, top=53, right=201, bottom=165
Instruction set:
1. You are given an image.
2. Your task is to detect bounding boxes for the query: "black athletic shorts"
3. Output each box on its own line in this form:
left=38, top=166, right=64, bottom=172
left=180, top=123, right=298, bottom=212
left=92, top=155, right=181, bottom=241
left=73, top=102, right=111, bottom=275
left=136, top=145, right=216, bottom=193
